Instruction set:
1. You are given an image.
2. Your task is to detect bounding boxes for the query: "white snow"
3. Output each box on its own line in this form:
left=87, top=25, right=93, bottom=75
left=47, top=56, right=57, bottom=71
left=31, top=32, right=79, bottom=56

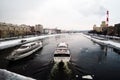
left=0, top=34, right=60, bottom=50
left=0, top=69, right=35, bottom=80
left=82, top=33, right=120, bottom=50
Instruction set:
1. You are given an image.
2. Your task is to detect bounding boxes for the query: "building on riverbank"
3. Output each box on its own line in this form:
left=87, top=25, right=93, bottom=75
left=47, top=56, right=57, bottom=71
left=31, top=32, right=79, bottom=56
left=92, top=21, right=120, bottom=36
left=114, top=23, right=120, bottom=36
left=93, top=21, right=107, bottom=34
left=0, top=22, right=43, bottom=38
left=43, top=28, right=61, bottom=34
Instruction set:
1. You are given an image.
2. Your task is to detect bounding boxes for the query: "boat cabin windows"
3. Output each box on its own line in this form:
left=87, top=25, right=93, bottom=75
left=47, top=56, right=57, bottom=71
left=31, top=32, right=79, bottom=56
left=31, top=43, right=36, bottom=46
left=56, top=49, right=67, bottom=52
left=20, top=46, right=28, bottom=49
left=58, top=46, right=67, bottom=48
left=54, top=54, right=70, bottom=57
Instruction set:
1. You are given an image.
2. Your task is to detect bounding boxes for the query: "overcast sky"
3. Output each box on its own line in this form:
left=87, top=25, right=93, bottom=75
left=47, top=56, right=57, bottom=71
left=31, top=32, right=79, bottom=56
left=0, top=0, right=120, bottom=30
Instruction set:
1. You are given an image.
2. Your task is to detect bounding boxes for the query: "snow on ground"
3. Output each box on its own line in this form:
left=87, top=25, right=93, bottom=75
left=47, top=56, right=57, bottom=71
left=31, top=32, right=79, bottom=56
left=0, top=34, right=59, bottom=50
left=0, top=69, right=35, bottom=80
left=82, top=33, right=120, bottom=50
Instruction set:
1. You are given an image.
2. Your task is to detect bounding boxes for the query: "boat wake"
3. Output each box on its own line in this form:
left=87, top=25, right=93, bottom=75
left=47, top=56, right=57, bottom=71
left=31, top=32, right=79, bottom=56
left=49, top=61, right=72, bottom=80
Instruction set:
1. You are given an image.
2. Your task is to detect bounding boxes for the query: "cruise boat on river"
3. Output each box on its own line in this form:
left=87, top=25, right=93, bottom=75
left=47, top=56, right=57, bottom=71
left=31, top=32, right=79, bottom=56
left=54, top=42, right=71, bottom=62
left=6, top=41, right=43, bottom=61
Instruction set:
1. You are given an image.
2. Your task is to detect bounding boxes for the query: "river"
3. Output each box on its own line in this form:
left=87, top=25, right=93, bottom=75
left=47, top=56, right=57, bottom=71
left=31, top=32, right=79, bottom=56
left=0, top=33, right=120, bottom=80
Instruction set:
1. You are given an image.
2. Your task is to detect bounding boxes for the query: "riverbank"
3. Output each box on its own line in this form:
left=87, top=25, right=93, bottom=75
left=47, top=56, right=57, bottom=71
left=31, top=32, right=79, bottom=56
left=0, top=69, right=35, bottom=80
left=82, top=33, right=120, bottom=50
left=0, top=34, right=61, bottom=50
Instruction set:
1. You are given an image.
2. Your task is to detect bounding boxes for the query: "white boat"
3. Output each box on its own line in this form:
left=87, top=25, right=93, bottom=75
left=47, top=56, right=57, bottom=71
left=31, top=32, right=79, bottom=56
left=54, top=42, right=71, bottom=62
left=7, top=41, right=43, bottom=61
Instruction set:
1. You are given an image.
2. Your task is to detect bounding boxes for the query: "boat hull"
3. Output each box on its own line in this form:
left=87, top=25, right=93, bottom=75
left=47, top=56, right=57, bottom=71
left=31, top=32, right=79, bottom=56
left=7, top=42, right=42, bottom=61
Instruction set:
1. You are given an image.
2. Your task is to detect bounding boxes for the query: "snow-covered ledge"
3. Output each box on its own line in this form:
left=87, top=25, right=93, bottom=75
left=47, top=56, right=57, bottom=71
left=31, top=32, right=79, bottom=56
left=82, top=33, right=120, bottom=50
left=0, top=69, right=35, bottom=80
left=0, top=34, right=61, bottom=50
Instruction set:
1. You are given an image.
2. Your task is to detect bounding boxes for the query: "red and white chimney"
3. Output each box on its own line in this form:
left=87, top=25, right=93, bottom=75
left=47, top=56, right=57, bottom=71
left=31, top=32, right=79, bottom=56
left=106, top=10, right=109, bottom=27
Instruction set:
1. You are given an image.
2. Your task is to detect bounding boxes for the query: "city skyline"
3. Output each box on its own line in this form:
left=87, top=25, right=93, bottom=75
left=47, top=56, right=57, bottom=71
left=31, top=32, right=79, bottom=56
left=0, top=0, right=120, bottom=30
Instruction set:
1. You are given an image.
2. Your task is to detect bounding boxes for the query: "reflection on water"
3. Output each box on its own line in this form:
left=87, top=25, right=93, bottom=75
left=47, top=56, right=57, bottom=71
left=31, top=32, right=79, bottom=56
left=113, top=48, right=120, bottom=54
left=97, top=45, right=107, bottom=64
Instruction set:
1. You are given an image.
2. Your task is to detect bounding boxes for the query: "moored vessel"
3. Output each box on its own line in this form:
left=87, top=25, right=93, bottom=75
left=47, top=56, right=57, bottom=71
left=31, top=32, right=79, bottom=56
left=6, top=41, right=43, bottom=61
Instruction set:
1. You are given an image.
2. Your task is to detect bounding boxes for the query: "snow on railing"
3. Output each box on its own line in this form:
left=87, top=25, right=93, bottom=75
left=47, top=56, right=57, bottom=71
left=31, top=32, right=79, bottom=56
left=0, top=69, right=35, bottom=80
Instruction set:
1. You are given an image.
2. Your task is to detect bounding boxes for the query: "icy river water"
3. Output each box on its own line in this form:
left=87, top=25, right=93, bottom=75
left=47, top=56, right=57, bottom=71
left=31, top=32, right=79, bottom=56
left=0, top=33, right=120, bottom=80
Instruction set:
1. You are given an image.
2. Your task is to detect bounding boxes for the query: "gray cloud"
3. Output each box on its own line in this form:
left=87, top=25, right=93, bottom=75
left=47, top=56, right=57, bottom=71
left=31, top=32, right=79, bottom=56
left=0, top=0, right=119, bottom=30
left=74, top=1, right=107, bottom=17
left=0, top=0, right=47, bottom=21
